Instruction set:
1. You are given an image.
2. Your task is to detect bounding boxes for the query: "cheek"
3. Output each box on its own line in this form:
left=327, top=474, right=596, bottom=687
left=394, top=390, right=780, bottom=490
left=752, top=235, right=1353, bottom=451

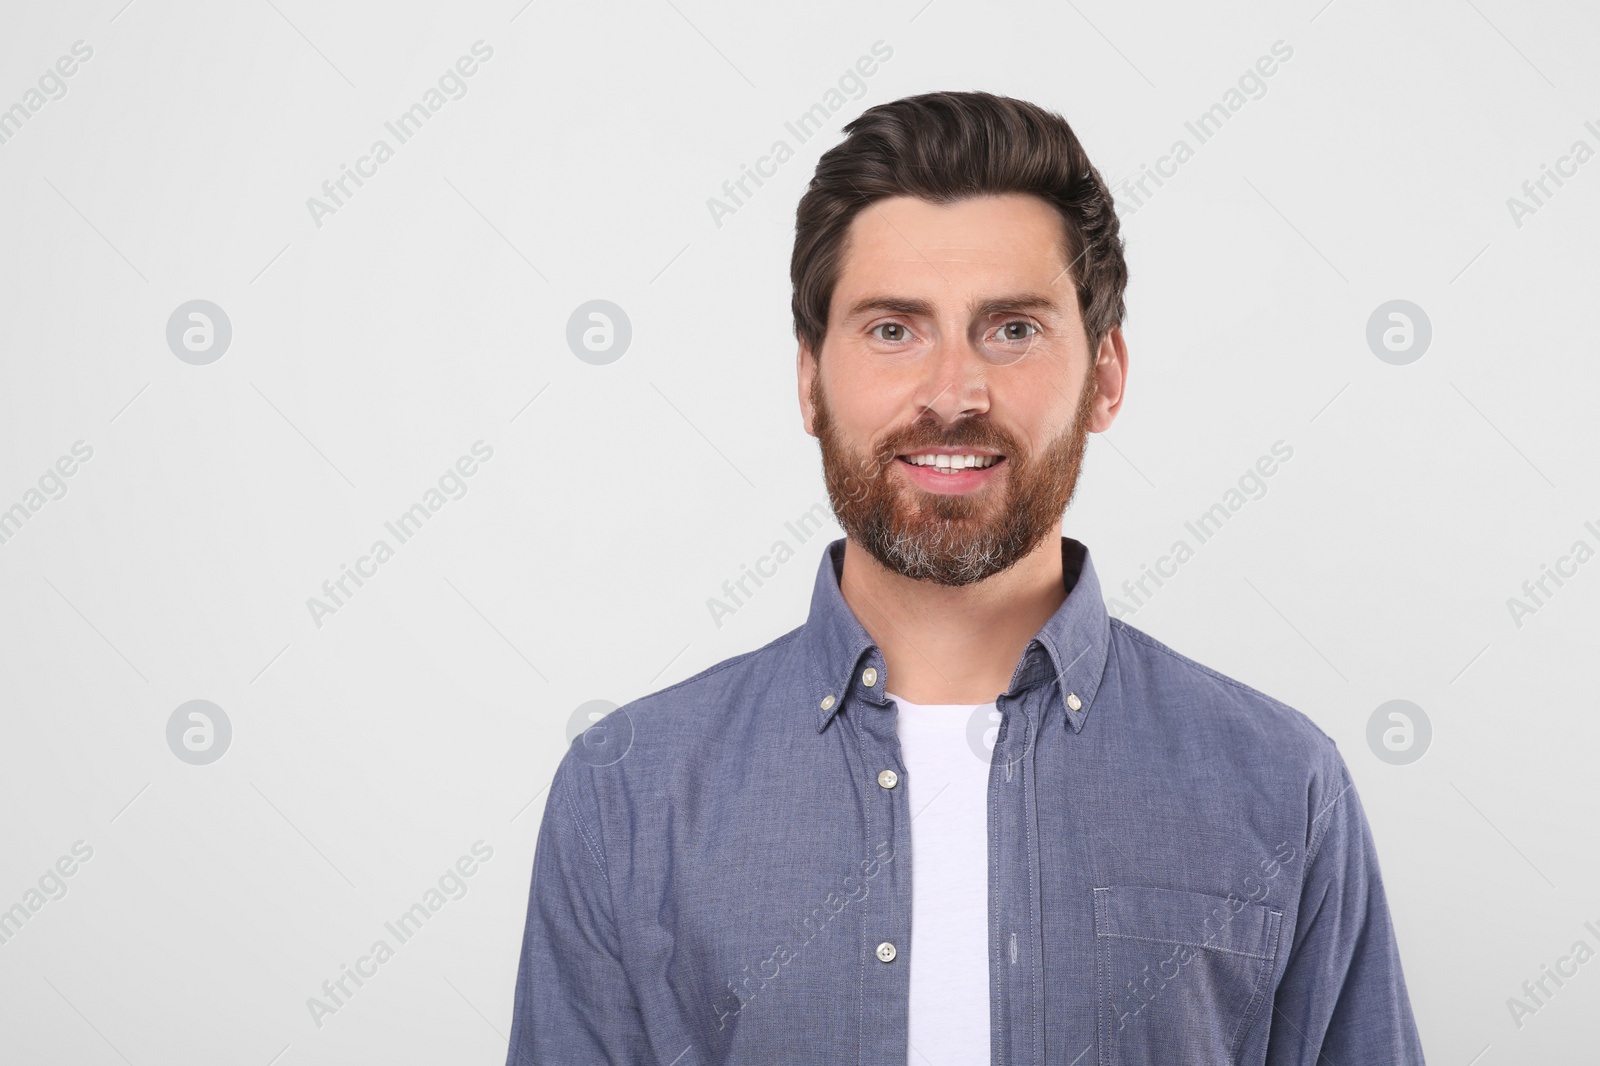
left=1011, top=361, right=1088, bottom=428
left=826, top=370, right=903, bottom=440
left=991, top=389, right=1064, bottom=453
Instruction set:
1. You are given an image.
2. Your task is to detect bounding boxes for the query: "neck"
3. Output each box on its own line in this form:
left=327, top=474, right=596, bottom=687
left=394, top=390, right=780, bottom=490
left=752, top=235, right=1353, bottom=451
left=839, top=527, right=1068, bottom=706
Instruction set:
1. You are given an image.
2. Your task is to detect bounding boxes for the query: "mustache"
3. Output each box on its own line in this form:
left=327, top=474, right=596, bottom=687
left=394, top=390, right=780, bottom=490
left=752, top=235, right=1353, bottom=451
left=881, top=422, right=1015, bottom=457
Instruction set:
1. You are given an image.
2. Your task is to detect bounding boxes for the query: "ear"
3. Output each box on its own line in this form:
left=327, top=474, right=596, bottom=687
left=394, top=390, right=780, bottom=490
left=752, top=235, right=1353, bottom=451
left=1087, top=325, right=1129, bottom=434
left=797, top=342, right=820, bottom=438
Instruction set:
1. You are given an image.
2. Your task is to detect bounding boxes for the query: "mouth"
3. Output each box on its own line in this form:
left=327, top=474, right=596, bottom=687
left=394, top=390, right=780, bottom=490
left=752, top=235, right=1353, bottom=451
left=892, top=449, right=1008, bottom=494
left=895, top=450, right=1006, bottom=475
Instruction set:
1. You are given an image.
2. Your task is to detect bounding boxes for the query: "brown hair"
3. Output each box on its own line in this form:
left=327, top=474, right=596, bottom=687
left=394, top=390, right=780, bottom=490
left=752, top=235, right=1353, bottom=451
left=790, top=90, right=1127, bottom=359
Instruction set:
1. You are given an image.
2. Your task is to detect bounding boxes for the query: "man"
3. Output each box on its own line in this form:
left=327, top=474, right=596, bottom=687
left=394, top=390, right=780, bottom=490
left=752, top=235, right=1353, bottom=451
left=506, top=91, right=1425, bottom=1065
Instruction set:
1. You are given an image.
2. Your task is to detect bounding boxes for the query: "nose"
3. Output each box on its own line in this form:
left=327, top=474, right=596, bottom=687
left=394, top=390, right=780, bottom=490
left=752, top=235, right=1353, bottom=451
left=913, top=328, right=991, bottom=425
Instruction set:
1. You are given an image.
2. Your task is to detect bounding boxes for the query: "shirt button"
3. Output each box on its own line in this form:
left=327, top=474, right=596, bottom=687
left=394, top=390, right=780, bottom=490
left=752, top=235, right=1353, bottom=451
left=875, top=941, right=897, bottom=963
left=862, top=666, right=878, bottom=687
left=1066, top=692, right=1082, bottom=711
left=821, top=694, right=836, bottom=711
left=877, top=769, right=898, bottom=789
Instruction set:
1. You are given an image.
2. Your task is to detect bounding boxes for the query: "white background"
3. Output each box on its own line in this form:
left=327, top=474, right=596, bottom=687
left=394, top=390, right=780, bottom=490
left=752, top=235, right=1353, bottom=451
left=1, top=0, right=1596, bottom=1062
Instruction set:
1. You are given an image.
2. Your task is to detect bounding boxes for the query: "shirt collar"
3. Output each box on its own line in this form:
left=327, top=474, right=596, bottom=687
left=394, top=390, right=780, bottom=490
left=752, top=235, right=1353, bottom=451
left=802, top=535, right=1112, bottom=734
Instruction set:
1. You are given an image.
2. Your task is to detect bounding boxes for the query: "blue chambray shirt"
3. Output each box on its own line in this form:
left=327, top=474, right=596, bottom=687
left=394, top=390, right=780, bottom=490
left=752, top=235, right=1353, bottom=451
left=506, top=536, right=1426, bottom=1065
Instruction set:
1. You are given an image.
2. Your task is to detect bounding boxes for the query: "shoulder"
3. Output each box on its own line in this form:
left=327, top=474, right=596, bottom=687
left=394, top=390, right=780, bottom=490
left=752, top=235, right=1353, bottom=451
left=1106, top=615, right=1346, bottom=783
left=571, top=624, right=811, bottom=761
left=551, top=625, right=814, bottom=839
left=633, top=625, right=808, bottom=721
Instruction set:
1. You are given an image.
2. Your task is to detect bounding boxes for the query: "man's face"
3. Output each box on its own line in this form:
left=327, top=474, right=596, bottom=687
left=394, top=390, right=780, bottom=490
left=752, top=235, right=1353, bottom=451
left=798, top=193, right=1121, bottom=587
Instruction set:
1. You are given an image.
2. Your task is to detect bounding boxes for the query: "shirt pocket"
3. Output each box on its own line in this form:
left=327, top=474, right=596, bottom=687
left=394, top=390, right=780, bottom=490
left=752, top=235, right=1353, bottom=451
left=1093, top=885, right=1283, bottom=1066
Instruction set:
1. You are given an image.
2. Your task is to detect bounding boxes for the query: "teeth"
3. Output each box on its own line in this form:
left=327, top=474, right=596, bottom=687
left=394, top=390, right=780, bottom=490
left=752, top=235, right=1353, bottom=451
left=904, top=453, right=1000, bottom=471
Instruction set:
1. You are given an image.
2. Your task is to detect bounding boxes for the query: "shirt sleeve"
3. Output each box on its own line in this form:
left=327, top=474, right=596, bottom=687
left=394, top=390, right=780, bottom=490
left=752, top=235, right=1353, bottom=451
left=505, top=753, right=651, bottom=1065
left=1264, top=749, right=1427, bottom=1065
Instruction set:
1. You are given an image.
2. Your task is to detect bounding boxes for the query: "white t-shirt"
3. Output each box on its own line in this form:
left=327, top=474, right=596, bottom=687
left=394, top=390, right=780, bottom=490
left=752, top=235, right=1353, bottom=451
left=890, top=692, right=997, bottom=1066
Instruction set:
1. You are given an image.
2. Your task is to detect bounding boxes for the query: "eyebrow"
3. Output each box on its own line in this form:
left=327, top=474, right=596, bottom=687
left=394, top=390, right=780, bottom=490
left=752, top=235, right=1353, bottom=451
left=843, top=292, right=1064, bottom=322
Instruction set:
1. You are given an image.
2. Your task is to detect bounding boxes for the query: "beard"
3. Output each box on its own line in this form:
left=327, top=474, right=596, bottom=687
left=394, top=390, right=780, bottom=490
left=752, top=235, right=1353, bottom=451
left=811, top=366, right=1098, bottom=587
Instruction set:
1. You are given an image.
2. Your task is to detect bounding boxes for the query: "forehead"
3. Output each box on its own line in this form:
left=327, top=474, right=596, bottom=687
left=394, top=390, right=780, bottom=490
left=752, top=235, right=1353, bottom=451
left=833, top=193, right=1072, bottom=309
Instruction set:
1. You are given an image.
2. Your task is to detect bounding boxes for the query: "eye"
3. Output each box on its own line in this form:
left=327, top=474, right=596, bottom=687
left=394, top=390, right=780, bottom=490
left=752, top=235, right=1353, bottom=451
left=870, top=322, right=912, bottom=343
left=991, top=319, right=1040, bottom=343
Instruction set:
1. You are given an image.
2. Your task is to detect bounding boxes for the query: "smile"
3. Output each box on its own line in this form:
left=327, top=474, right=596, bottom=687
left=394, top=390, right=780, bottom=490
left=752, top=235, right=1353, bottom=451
left=898, top=452, right=1004, bottom=474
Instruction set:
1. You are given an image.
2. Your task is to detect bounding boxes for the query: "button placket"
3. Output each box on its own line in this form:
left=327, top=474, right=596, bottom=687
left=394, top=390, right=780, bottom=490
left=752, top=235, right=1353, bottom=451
left=990, top=691, right=1042, bottom=1064
left=846, top=664, right=911, bottom=1057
